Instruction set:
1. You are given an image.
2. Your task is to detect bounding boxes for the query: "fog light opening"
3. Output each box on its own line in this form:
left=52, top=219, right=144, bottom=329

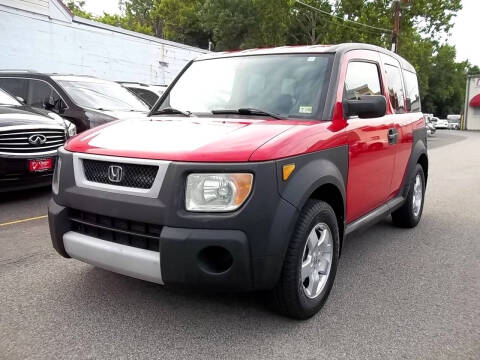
left=198, top=246, right=233, bottom=274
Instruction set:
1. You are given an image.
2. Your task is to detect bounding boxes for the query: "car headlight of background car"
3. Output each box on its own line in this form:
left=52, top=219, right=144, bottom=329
left=185, top=173, right=253, bottom=212
left=47, top=112, right=77, bottom=138
left=85, top=110, right=116, bottom=128
left=64, top=119, right=77, bottom=137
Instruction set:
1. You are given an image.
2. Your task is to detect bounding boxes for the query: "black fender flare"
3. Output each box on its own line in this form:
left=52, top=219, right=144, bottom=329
left=272, top=146, right=348, bottom=258
left=400, top=129, right=428, bottom=198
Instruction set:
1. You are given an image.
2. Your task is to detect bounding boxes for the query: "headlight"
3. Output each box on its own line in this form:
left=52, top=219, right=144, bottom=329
left=186, top=173, right=253, bottom=212
left=52, top=156, right=62, bottom=194
left=65, top=120, right=77, bottom=137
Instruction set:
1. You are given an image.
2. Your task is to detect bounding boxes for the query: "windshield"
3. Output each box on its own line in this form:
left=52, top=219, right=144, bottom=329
left=55, top=78, right=148, bottom=112
left=156, top=54, right=333, bottom=119
left=0, top=88, right=21, bottom=106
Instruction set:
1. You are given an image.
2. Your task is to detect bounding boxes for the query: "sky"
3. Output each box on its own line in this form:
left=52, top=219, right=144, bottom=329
left=450, top=0, right=480, bottom=67
left=81, top=0, right=479, bottom=67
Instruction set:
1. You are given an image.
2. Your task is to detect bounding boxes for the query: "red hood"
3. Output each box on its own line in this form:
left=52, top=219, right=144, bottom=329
left=65, top=117, right=299, bottom=162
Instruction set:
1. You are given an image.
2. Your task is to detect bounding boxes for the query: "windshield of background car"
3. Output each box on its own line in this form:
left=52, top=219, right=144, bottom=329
left=0, top=88, right=21, bottom=106
left=54, top=78, right=149, bottom=112
left=157, top=54, right=333, bottom=119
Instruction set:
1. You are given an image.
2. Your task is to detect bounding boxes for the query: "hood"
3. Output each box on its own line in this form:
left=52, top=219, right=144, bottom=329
left=95, top=109, right=148, bottom=120
left=65, top=116, right=298, bottom=162
left=0, top=105, right=64, bottom=128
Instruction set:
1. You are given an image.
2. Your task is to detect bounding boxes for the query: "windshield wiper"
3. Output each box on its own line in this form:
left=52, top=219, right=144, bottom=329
left=151, top=107, right=192, bottom=117
left=211, top=108, right=285, bottom=120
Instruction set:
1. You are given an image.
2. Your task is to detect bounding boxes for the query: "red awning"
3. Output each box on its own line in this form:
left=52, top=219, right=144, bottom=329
left=470, top=94, right=480, bottom=107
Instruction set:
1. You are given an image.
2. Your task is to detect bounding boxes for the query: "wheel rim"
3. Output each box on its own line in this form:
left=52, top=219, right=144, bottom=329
left=301, top=223, right=333, bottom=299
left=412, top=174, right=423, bottom=217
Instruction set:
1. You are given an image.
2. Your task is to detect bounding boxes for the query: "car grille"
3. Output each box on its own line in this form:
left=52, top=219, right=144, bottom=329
left=82, top=159, right=158, bottom=189
left=69, top=209, right=161, bottom=252
left=0, top=128, right=66, bottom=154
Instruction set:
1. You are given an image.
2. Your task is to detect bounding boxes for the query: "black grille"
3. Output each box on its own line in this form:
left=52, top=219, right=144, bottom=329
left=0, top=128, right=66, bottom=154
left=82, top=159, right=158, bottom=189
left=69, top=209, right=161, bottom=252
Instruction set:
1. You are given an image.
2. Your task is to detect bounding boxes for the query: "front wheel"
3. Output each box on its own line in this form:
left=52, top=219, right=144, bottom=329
left=272, top=200, right=340, bottom=319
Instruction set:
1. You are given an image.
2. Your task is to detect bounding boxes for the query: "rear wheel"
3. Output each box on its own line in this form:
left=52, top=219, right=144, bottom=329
left=392, top=163, right=425, bottom=228
left=272, top=200, right=340, bottom=319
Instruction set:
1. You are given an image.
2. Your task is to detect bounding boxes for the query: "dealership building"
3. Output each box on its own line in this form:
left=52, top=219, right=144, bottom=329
left=464, top=74, right=480, bottom=130
left=0, top=0, right=209, bottom=85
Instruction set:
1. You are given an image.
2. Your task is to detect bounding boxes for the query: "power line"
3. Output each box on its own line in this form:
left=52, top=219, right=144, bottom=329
left=295, top=0, right=393, bottom=34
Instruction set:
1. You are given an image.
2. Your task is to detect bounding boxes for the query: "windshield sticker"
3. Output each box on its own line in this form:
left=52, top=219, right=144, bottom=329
left=307, top=57, right=316, bottom=62
left=299, top=106, right=313, bottom=114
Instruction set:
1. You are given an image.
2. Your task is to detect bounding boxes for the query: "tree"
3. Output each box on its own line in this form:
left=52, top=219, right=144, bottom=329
left=61, top=0, right=473, bottom=116
left=65, top=0, right=93, bottom=19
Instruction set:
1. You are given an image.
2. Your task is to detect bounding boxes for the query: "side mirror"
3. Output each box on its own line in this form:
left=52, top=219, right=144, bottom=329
left=16, top=96, right=26, bottom=104
left=44, top=96, right=55, bottom=110
left=344, top=95, right=387, bottom=119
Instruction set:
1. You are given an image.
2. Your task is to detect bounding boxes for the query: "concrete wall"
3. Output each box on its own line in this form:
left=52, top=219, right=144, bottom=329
left=464, top=75, right=480, bottom=130
left=0, top=0, right=209, bottom=85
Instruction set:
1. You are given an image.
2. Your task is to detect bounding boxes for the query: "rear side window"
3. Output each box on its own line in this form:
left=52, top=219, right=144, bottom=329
left=384, top=64, right=405, bottom=114
left=0, top=77, right=28, bottom=100
left=27, top=79, right=63, bottom=109
left=403, top=70, right=421, bottom=112
left=344, top=62, right=382, bottom=101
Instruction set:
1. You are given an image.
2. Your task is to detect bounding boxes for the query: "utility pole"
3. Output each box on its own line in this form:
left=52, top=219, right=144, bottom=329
left=391, top=0, right=409, bottom=53
left=391, top=0, right=400, bottom=53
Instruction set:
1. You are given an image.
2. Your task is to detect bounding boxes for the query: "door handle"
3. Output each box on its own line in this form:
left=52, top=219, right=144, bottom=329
left=388, top=128, right=398, bottom=145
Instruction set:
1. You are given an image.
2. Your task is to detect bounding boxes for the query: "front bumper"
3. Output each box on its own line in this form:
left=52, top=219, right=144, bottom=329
left=49, top=199, right=253, bottom=289
left=0, top=156, right=56, bottom=192
left=49, top=150, right=299, bottom=291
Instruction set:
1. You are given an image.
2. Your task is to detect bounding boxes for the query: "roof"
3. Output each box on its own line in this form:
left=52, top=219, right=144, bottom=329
left=196, top=43, right=416, bottom=73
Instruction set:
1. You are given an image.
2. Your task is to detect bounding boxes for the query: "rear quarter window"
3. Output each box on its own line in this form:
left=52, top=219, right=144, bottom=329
left=383, top=64, right=406, bottom=114
left=403, top=70, right=421, bottom=112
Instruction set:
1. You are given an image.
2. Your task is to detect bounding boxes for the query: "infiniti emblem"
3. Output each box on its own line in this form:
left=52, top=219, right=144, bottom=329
left=108, top=165, right=123, bottom=183
left=28, top=134, right=47, bottom=145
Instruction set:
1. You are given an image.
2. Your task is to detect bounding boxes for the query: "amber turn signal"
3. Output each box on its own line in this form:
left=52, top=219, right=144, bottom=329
left=282, top=164, right=295, bottom=181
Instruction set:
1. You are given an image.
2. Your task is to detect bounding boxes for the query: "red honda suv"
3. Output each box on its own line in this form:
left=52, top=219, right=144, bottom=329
left=49, top=44, right=428, bottom=319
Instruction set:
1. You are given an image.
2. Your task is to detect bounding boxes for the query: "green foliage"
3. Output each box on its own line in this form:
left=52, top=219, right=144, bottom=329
left=62, top=0, right=473, bottom=117
left=65, top=0, right=93, bottom=19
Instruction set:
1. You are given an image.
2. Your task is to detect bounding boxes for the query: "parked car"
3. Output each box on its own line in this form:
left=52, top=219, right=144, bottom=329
left=0, top=88, right=67, bottom=191
left=426, top=119, right=436, bottom=136
left=0, top=72, right=149, bottom=133
left=448, top=122, right=460, bottom=130
left=435, top=118, right=449, bottom=129
left=49, top=43, right=428, bottom=319
left=118, top=82, right=167, bottom=108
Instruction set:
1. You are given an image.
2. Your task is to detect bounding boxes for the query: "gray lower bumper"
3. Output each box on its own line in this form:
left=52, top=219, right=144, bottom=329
left=63, top=231, right=163, bottom=284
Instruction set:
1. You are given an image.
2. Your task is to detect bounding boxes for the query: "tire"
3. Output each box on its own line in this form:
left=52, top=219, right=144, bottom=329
left=272, top=200, right=340, bottom=319
left=392, top=163, right=425, bottom=228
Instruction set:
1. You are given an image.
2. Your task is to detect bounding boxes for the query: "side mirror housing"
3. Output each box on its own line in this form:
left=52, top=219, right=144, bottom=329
left=344, top=95, right=387, bottom=119
left=44, top=96, right=55, bottom=110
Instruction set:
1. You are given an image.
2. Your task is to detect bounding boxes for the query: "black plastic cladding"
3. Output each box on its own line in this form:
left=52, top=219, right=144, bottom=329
left=51, top=146, right=350, bottom=289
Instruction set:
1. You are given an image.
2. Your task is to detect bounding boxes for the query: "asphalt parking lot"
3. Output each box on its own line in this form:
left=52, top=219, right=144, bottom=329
left=1, top=130, right=479, bottom=360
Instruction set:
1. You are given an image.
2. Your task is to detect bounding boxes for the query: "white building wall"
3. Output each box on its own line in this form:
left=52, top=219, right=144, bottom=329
left=0, top=0, right=208, bottom=85
left=465, top=75, right=480, bottom=131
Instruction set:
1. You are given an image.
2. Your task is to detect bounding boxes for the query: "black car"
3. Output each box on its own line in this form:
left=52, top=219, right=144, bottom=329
left=118, top=82, right=167, bottom=108
left=0, top=72, right=149, bottom=133
left=0, top=88, right=68, bottom=192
